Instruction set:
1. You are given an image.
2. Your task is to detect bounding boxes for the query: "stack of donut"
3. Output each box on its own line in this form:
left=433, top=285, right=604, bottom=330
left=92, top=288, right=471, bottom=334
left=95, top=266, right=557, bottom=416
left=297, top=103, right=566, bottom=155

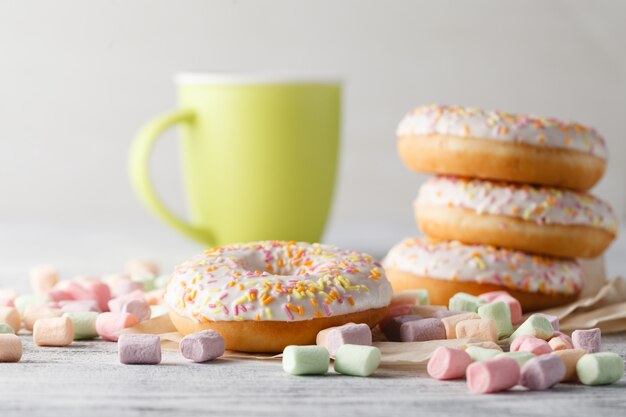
left=384, top=105, right=618, bottom=311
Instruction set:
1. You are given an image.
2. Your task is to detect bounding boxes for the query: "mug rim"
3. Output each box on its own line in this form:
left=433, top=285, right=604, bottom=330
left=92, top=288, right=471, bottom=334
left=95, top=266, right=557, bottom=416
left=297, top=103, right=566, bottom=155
left=175, top=72, right=342, bottom=85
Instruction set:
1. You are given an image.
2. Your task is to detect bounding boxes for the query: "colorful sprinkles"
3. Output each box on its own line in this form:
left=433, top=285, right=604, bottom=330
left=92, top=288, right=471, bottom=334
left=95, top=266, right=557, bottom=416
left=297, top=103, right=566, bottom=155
left=416, top=176, right=618, bottom=233
left=396, top=104, right=607, bottom=159
left=164, top=241, right=393, bottom=322
left=383, top=237, right=584, bottom=296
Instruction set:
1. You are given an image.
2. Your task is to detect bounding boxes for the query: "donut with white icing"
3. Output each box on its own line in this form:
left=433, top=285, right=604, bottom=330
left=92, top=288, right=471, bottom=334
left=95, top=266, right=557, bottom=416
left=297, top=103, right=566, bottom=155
left=397, top=105, right=607, bottom=190
left=383, top=237, right=583, bottom=310
left=165, top=241, right=392, bottom=352
left=414, top=176, right=618, bottom=258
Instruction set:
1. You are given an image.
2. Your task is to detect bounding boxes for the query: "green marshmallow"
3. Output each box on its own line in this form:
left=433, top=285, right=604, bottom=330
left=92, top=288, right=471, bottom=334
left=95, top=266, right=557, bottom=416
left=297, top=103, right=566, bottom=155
left=577, top=352, right=625, bottom=386
left=131, top=273, right=156, bottom=292
left=0, top=323, right=15, bottom=334
left=449, top=292, right=486, bottom=313
left=14, top=294, right=50, bottom=315
left=477, top=301, right=514, bottom=339
left=416, top=289, right=430, bottom=305
left=509, top=314, right=553, bottom=341
left=465, top=346, right=500, bottom=362
left=282, top=345, right=329, bottom=375
left=334, top=344, right=381, bottom=377
left=64, top=312, right=99, bottom=340
left=154, top=275, right=170, bottom=290
left=150, top=305, right=168, bottom=317
left=496, top=351, right=535, bottom=366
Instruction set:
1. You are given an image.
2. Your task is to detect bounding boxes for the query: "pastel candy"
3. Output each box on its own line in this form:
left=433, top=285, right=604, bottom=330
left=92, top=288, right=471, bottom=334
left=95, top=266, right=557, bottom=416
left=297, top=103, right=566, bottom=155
left=14, top=294, right=50, bottom=315
left=576, top=352, right=624, bottom=386
left=131, top=274, right=156, bottom=292
left=427, top=347, right=472, bottom=380
left=520, top=354, right=566, bottom=390
left=510, top=335, right=533, bottom=352
left=552, top=349, right=586, bottom=381
left=434, top=310, right=463, bottom=319
left=464, top=341, right=502, bottom=351
left=316, top=323, right=372, bottom=357
left=0, top=307, right=21, bottom=333
left=33, top=316, right=74, bottom=346
left=0, top=323, right=15, bottom=334
left=111, top=279, right=144, bottom=297
left=154, top=275, right=170, bottom=290
left=121, top=300, right=151, bottom=322
left=534, top=313, right=559, bottom=331
left=382, top=304, right=443, bottom=325
left=30, top=265, right=59, bottom=294
left=126, top=259, right=159, bottom=276
left=479, top=291, right=522, bottom=324
left=572, top=328, right=601, bottom=353
left=180, top=330, right=225, bottom=362
left=282, top=345, right=329, bottom=375
left=46, top=289, right=74, bottom=302
left=477, top=301, right=513, bottom=339
left=510, top=314, right=553, bottom=341
left=108, top=290, right=145, bottom=313
left=58, top=281, right=93, bottom=301
left=381, top=315, right=422, bottom=342
left=64, top=312, right=99, bottom=340
left=118, top=334, right=161, bottom=365
left=449, top=292, right=486, bottom=313
left=82, top=281, right=111, bottom=312
left=23, top=305, right=63, bottom=331
left=0, top=334, right=23, bottom=362
left=95, top=312, right=139, bottom=342
left=496, top=351, right=536, bottom=366
left=60, top=300, right=100, bottom=313
left=334, top=344, right=381, bottom=377
left=465, top=346, right=501, bottom=362
left=390, top=289, right=430, bottom=307
left=549, top=335, right=574, bottom=351
left=455, top=319, right=497, bottom=342
left=0, top=298, right=15, bottom=307
left=516, top=337, right=552, bottom=356
left=400, top=318, right=446, bottom=342
left=441, top=312, right=480, bottom=339
left=466, top=357, right=520, bottom=394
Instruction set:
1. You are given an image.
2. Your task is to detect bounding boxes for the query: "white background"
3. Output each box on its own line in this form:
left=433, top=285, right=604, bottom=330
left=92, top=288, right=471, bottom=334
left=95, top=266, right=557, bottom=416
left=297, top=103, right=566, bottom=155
left=0, top=0, right=625, bottom=283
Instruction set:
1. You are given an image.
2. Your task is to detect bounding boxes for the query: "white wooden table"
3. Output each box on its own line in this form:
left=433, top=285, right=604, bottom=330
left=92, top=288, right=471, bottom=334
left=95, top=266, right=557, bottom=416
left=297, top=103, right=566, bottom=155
left=0, top=220, right=625, bottom=416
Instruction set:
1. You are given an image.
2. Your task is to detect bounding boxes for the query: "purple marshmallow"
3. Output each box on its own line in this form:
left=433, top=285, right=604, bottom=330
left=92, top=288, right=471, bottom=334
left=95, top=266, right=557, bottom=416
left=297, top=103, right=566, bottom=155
left=572, top=328, right=601, bottom=353
left=326, top=323, right=372, bottom=357
left=534, top=313, right=560, bottom=332
left=118, top=334, right=161, bottom=365
left=381, top=315, right=422, bottom=342
left=122, top=300, right=151, bottom=322
left=400, top=318, right=446, bottom=342
left=520, top=354, right=566, bottom=390
left=180, top=330, right=225, bottom=362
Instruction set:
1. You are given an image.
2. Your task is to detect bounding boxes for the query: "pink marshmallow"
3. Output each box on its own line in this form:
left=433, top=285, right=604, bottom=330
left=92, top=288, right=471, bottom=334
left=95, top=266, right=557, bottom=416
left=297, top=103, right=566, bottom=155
left=316, top=323, right=372, bottom=357
left=479, top=292, right=522, bottom=324
left=95, top=312, right=139, bottom=342
left=517, top=337, right=552, bottom=356
left=108, top=290, right=145, bottom=313
left=400, top=318, right=446, bottom=342
left=82, top=281, right=111, bottom=312
left=121, top=300, right=151, bottom=322
left=0, top=298, right=15, bottom=307
left=427, top=347, right=472, bottom=380
left=466, top=357, right=520, bottom=394
left=58, top=281, right=93, bottom=301
left=111, top=279, right=144, bottom=298
left=510, top=335, right=534, bottom=352
left=46, top=289, right=74, bottom=302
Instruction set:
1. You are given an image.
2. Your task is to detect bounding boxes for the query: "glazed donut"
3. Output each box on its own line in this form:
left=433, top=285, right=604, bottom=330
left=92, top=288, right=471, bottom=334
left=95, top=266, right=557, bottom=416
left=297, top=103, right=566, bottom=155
left=397, top=105, right=606, bottom=191
left=415, top=176, right=617, bottom=258
left=383, top=237, right=583, bottom=311
left=165, top=241, right=392, bottom=352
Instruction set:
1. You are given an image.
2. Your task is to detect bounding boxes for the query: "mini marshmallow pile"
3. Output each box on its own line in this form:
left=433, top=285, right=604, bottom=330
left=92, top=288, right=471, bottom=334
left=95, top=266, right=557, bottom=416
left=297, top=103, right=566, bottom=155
left=0, top=261, right=170, bottom=362
left=282, top=323, right=381, bottom=377
left=386, top=288, right=623, bottom=392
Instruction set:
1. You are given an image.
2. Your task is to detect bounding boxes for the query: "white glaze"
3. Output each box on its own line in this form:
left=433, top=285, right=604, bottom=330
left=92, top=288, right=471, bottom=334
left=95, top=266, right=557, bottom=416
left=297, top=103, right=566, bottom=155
left=397, top=105, right=607, bottom=159
left=383, top=237, right=583, bottom=295
left=165, top=241, right=393, bottom=322
left=416, top=176, right=618, bottom=233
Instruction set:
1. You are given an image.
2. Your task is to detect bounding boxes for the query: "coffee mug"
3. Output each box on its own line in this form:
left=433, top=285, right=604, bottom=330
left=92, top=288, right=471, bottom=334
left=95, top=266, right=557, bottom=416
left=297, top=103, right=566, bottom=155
left=129, top=73, right=341, bottom=247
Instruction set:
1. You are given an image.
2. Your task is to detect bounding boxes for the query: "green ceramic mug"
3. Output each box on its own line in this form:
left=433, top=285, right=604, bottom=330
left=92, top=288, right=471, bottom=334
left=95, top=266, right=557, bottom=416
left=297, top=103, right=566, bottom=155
left=129, top=73, right=341, bottom=247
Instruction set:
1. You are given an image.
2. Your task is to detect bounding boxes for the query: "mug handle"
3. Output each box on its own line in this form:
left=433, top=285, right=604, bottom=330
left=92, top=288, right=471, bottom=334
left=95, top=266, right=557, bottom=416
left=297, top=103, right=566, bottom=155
left=129, top=108, right=214, bottom=246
